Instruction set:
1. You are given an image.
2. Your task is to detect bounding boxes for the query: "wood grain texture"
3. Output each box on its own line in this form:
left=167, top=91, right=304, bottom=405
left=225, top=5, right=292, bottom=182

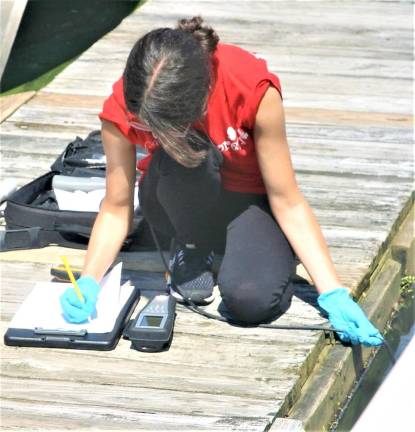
left=0, top=0, right=413, bottom=431
left=0, top=91, right=35, bottom=123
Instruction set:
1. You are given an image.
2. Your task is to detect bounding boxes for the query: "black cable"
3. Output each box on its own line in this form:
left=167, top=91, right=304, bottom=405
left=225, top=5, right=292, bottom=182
left=148, top=224, right=397, bottom=364
left=149, top=224, right=334, bottom=331
left=148, top=223, right=172, bottom=296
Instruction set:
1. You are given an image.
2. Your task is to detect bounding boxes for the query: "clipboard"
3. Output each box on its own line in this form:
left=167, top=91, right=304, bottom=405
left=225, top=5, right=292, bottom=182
left=3, top=263, right=141, bottom=351
left=4, top=285, right=140, bottom=350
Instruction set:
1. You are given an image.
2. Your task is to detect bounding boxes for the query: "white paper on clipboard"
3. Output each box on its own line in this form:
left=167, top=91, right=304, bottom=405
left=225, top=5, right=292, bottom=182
left=9, top=263, right=134, bottom=334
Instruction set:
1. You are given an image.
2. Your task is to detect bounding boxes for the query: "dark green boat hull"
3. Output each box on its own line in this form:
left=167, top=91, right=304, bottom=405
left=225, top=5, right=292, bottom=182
left=1, top=0, right=139, bottom=92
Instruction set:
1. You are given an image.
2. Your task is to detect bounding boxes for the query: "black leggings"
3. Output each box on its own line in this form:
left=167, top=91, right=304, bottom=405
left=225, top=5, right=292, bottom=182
left=139, top=147, right=296, bottom=324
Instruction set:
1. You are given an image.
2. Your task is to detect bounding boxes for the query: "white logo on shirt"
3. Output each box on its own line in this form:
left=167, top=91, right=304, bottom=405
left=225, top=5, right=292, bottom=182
left=218, top=127, right=249, bottom=152
left=227, top=126, right=237, bottom=141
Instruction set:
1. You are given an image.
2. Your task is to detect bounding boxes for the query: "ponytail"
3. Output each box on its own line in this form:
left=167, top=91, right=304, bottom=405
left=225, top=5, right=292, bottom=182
left=177, top=16, right=219, bottom=53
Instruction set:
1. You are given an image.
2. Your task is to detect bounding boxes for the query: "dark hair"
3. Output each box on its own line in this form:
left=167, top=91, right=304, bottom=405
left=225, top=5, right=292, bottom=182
left=123, top=16, right=219, bottom=167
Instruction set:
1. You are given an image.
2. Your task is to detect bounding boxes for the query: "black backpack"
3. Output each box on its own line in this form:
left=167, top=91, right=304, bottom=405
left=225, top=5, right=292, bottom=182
left=0, top=131, right=154, bottom=252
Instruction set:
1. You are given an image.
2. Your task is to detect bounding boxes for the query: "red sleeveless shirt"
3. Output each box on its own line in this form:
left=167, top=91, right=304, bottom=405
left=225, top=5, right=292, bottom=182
left=99, top=43, right=282, bottom=193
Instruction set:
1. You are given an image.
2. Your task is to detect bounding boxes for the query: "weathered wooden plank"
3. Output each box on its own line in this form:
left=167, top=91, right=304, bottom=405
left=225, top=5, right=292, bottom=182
left=285, top=108, right=412, bottom=128
left=0, top=119, right=95, bottom=139
left=30, top=91, right=105, bottom=110
left=0, top=134, right=74, bottom=156
left=128, top=4, right=412, bottom=34
left=266, top=55, right=412, bottom=80
left=0, top=92, right=36, bottom=123
left=270, top=418, right=305, bottom=432
left=293, top=158, right=413, bottom=179
left=6, top=104, right=101, bottom=127
left=0, top=154, right=70, bottom=185
left=2, top=375, right=278, bottom=428
left=42, top=78, right=116, bottom=97
left=229, top=40, right=412, bottom=61
left=1, top=344, right=291, bottom=400
left=46, top=65, right=125, bottom=81
left=1, top=401, right=268, bottom=431
left=283, top=92, right=411, bottom=114
left=286, top=123, right=413, bottom=143
left=296, top=171, right=411, bottom=192
left=290, top=140, right=412, bottom=159
left=132, top=1, right=413, bottom=31
left=0, top=153, right=59, bottom=183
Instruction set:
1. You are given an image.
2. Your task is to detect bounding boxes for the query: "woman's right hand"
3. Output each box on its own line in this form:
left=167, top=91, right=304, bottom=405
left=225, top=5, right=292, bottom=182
left=80, top=120, right=137, bottom=282
left=60, top=276, right=101, bottom=323
left=61, top=121, right=137, bottom=323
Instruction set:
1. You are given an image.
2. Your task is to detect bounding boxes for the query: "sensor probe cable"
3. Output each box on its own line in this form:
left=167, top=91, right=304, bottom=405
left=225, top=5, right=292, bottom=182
left=149, top=225, right=397, bottom=364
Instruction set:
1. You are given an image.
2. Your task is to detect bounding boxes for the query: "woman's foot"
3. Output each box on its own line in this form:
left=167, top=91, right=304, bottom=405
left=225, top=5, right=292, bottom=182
left=169, top=243, right=215, bottom=305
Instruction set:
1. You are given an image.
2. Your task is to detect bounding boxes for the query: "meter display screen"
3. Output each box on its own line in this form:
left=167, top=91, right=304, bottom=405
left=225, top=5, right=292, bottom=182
left=138, top=315, right=163, bottom=327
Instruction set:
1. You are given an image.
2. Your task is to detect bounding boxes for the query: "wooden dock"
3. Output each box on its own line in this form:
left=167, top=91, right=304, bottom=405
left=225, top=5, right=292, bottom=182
left=0, top=1, right=413, bottom=430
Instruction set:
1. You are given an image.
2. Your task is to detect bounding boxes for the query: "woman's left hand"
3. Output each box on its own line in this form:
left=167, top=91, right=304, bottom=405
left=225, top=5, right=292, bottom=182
left=317, top=288, right=384, bottom=346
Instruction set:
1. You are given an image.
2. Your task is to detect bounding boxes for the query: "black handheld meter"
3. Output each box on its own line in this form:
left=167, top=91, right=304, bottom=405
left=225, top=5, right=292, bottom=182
left=123, top=294, right=176, bottom=352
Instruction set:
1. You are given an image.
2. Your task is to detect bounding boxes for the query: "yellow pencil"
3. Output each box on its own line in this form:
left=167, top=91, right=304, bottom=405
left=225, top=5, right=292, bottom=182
left=61, top=256, right=85, bottom=303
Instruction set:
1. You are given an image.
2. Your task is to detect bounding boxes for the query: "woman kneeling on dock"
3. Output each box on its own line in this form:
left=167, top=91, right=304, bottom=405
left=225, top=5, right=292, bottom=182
left=60, top=16, right=383, bottom=346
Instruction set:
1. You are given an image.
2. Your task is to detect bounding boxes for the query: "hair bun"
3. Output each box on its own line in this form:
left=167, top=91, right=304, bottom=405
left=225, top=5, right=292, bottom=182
left=177, top=16, right=219, bottom=53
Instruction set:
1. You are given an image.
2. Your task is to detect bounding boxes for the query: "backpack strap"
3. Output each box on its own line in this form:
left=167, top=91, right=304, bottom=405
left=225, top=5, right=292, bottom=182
left=0, top=225, right=134, bottom=252
left=0, top=225, right=92, bottom=252
left=0, top=227, right=46, bottom=251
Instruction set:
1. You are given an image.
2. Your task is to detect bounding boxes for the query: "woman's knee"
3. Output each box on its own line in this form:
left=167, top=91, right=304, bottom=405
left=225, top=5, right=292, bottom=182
left=218, top=274, right=294, bottom=324
left=217, top=204, right=296, bottom=324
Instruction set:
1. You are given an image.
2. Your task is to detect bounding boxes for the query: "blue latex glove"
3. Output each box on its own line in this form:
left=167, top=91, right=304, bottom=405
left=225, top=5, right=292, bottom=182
left=60, top=276, right=100, bottom=323
left=317, top=288, right=384, bottom=346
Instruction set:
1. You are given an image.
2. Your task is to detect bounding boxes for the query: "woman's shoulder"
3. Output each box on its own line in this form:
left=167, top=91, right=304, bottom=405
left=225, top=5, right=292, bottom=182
left=211, top=43, right=282, bottom=129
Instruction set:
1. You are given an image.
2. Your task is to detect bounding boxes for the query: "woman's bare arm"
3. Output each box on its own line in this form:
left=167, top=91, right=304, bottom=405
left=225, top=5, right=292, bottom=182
left=82, top=120, right=137, bottom=281
left=254, top=87, right=342, bottom=294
